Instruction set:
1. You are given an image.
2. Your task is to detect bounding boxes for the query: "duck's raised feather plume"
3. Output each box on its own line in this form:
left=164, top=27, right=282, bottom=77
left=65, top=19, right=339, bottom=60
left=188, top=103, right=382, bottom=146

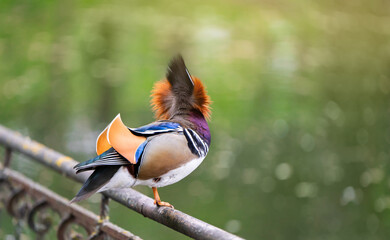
left=151, top=55, right=211, bottom=120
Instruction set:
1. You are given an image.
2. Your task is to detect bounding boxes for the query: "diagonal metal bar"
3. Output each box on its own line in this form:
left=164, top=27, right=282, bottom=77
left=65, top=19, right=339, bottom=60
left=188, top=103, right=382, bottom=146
left=0, top=125, right=243, bottom=240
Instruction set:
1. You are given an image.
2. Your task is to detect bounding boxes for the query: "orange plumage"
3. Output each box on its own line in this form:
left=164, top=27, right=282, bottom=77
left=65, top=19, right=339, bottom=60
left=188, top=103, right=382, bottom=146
left=151, top=76, right=211, bottom=120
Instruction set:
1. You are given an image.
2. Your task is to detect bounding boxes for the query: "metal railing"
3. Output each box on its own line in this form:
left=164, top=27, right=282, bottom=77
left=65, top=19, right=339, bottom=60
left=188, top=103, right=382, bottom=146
left=0, top=125, right=243, bottom=240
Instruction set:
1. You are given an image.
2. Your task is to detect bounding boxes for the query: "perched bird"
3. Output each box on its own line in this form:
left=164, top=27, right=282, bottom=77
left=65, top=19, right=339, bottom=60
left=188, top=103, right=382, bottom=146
left=72, top=55, right=211, bottom=208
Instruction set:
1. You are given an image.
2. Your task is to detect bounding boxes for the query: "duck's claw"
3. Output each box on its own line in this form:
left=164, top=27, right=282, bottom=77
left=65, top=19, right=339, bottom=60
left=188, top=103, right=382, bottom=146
left=154, top=200, right=174, bottom=208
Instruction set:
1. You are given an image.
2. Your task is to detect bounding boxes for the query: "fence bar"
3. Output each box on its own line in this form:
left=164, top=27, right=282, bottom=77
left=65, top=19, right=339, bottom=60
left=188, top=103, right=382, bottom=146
left=4, top=147, right=12, bottom=167
left=0, top=125, right=243, bottom=240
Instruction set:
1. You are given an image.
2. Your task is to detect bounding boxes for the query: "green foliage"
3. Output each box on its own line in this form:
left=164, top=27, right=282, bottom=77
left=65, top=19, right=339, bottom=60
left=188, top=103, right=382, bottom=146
left=0, top=0, right=390, bottom=239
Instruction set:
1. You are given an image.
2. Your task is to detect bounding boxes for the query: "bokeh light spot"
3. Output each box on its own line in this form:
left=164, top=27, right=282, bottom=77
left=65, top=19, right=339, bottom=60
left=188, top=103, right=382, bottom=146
left=275, top=163, right=293, bottom=180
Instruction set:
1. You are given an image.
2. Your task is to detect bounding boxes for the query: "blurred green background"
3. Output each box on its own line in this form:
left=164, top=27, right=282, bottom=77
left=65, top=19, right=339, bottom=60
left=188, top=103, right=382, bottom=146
left=1, top=0, right=390, bottom=239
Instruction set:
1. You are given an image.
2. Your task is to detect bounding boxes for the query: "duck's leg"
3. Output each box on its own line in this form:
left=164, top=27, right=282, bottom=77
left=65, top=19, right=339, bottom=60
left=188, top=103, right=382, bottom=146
left=152, top=187, right=174, bottom=208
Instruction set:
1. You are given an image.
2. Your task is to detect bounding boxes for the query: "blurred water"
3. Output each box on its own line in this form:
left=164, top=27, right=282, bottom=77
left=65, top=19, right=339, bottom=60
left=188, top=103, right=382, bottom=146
left=0, top=0, right=389, bottom=239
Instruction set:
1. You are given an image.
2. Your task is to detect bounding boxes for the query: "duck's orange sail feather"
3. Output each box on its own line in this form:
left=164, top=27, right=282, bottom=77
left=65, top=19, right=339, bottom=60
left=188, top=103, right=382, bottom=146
left=96, top=114, right=146, bottom=164
left=96, top=126, right=111, bottom=155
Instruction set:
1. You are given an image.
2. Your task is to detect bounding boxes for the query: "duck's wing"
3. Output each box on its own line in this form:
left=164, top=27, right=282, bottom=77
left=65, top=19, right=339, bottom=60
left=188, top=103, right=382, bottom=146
left=76, top=119, right=183, bottom=174
left=74, top=147, right=129, bottom=173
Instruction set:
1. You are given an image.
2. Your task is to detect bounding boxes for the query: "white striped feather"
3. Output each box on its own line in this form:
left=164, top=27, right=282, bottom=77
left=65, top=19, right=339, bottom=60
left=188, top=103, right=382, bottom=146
left=183, top=128, right=209, bottom=157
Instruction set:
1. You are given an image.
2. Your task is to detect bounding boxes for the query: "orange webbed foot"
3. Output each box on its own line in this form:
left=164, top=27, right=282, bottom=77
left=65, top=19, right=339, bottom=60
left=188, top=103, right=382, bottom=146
left=152, top=187, right=174, bottom=208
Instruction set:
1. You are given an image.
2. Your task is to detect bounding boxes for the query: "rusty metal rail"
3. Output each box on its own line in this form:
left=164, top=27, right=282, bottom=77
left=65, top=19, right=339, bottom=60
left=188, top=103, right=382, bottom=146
left=0, top=168, right=140, bottom=239
left=0, top=125, right=243, bottom=240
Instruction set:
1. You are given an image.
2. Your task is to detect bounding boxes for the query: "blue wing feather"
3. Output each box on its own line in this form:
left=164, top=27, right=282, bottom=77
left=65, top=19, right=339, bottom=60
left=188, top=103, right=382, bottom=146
left=135, top=141, right=148, bottom=162
left=130, top=121, right=183, bottom=136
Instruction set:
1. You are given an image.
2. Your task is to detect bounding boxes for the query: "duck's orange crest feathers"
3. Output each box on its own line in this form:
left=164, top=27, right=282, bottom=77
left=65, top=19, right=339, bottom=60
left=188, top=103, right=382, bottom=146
left=151, top=76, right=211, bottom=120
left=192, top=76, right=212, bottom=119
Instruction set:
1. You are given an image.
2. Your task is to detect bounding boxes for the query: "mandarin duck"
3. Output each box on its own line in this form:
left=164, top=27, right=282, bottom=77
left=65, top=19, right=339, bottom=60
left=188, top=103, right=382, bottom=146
left=72, top=55, right=211, bottom=208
